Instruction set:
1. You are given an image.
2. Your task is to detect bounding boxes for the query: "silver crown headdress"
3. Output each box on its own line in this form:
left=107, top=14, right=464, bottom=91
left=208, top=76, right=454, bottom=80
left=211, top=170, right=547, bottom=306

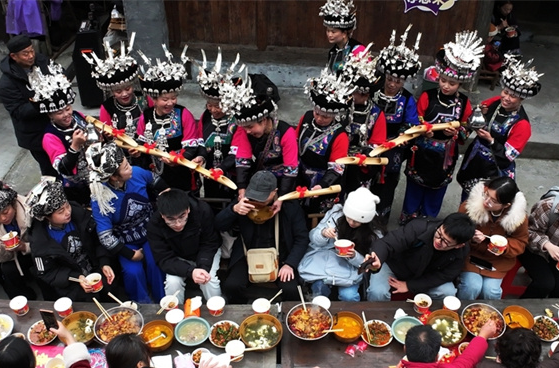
left=138, top=44, right=188, bottom=97
left=26, top=177, right=67, bottom=222
left=86, top=142, right=125, bottom=215
left=377, top=24, right=422, bottom=80
left=306, top=66, right=356, bottom=114
left=319, top=0, right=356, bottom=30
left=195, top=48, right=241, bottom=100
left=435, top=30, right=484, bottom=82
left=341, top=43, right=379, bottom=94
left=82, top=32, right=139, bottom=91
left=28, top=61, right=75, bottom=114
left=500, top=55, right=543, bottom=99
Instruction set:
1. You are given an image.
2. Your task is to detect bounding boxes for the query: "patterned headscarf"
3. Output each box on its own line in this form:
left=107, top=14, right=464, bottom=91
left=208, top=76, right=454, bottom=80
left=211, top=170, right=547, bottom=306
left=0, top=182, right=17, bottom=212
left=26, top=179, right=67, bottom=221
left=86, top=142, right=125, bottom=216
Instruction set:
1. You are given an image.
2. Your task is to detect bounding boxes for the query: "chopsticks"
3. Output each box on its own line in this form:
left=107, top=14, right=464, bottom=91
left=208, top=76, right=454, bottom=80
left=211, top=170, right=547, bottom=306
left=108, top=292, right=124, bottom=305
left=362, top=311, right=372, bottom=343
left=297, top=285, right=307, bottom=312
left=68, top=276, right=81, bottom=283
left=269, top=289, right=283, bottom=303
left=156, top=290, right=180, bottom=315
left=323, top=329, right=344, bottom=333
left=93, top=297, right=113, bottom=321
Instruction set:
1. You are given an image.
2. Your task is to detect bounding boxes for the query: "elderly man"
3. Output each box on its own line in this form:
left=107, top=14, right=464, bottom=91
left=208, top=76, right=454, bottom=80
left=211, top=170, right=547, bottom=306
left=0, top=35, right=58, bottom=177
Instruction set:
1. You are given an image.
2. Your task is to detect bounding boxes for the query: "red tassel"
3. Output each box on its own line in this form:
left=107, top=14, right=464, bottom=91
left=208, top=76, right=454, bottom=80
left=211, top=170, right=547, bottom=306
left=423, top=122, right=433, bottom=132
left=143, top=142, right=156, bottom=153
left=381, top=141, right=396, bottom=149
left=296, top=186, right=308, bottom=198
left=410, top=146, right=418, bottom=167
left=355, top=153, right=367, bottom=166
left=380, top=165, right=386, bottom=184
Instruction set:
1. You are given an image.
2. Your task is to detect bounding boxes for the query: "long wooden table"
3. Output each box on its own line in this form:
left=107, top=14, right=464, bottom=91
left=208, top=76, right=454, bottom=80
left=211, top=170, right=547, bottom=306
left=280, top=299, right=558, bottom=368
left=0, top=300, right=275, bottom=368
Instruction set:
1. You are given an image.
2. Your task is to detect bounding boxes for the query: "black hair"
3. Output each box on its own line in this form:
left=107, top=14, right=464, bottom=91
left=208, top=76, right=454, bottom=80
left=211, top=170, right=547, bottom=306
left=0, top=335, right=36, bottom=368
left=405, top=325, right=441, bottom=363
left=485, top=176, right=519, bottom=205
left=495, top=328, right=541, bottom=368
left=106, top=333, right=152, bottom=368
left=156, top=188, right=190, bottom=216
left=441, top=213, right=476, bottom=244
left=335, top=209, right=385, bottom=255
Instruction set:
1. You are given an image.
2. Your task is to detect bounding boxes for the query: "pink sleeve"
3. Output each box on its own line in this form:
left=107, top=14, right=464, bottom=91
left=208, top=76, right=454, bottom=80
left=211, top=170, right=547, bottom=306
left=417, top=92, right=429, bottom=119
left=507, top=119, right=531, bottom=153
left=147, top=96, right=155, bottom=108
left=231, top=127, right=252, bottom=159
left=447, top=336, right=488, bottom=368
left=180, top=108, right=202, bottom=147
left=351, top=44, right=366, bottom=56
left=136, top=113, right=145, bottom=136
left=99, top=105, right=112, bottom=126
left=280, top=126, right=299, bottom=168
left=42, top=133, right=66, bottom=165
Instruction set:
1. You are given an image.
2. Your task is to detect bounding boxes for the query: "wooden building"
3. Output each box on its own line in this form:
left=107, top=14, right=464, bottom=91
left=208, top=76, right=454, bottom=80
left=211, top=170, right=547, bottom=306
left=165, top=0, right=494, bottom=57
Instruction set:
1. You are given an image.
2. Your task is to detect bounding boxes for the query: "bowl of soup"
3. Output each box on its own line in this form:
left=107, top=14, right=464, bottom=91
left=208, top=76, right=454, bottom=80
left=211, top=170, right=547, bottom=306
left=239, top=314, right=282, bottom=351
left=332, top=311, right=363, bottom=343
left=391, top=316, right=423, bottom=344
left=175, top=317, right=210, bottom=346
left=62, top=311, right=97, bottom=345
left=141, top=320, right=174, bottom=352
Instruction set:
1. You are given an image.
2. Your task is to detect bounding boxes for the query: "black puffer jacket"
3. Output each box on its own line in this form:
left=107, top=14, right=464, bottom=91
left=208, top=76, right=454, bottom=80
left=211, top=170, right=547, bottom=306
left=0, top=53, right=51, bottom=149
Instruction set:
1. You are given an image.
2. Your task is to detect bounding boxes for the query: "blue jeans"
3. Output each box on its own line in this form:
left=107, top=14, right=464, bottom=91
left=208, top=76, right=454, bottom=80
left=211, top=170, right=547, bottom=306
left=312, top=280, right=361, bottom=302
left=456, top=272, right=502, bottom=300
left=366, top=263, right=456, bottom=301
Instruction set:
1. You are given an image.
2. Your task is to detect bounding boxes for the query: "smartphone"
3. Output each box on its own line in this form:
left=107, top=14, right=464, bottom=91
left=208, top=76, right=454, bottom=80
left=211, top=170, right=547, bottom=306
left=470, top=256, right=494, bottom=271
left=39, top=309, right=58, bottom=331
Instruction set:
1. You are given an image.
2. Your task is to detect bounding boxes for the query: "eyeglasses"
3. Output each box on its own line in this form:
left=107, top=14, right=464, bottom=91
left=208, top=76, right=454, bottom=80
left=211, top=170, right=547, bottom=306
left=482, top=190, right=500, bottom=208
left=434, top=228, right=458, bottom=249
left=162, top=211, right=188, bottom=225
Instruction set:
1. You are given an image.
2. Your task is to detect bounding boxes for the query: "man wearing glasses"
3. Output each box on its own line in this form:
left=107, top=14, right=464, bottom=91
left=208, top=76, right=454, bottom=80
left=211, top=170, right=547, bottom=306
left=147, top=188, right=222, bottom=304
left=365, top=213, right=475, bottom=301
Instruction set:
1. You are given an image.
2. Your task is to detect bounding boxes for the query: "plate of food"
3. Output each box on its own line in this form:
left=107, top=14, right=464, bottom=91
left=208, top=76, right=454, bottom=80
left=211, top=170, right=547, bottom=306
left=361, top=319, right=393, bottom=347
left=62, top=311, right=97, bottom=345
left=0, top=314, right=14, bottom=341
left=94, top=306, right=144, bottom=345
left=461, top=303, right=505, bottom=340
left=286, top=303, right=333, bottom=341
left=27, top=320, right=57, bottom=346
left=209, top=320, right=240, bottom=348
left=533, top=315, right=559, bottom=342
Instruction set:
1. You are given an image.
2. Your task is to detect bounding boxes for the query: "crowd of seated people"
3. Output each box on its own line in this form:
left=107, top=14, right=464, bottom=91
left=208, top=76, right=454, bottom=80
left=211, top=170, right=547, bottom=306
left=0, top=0, right=549, bottom=306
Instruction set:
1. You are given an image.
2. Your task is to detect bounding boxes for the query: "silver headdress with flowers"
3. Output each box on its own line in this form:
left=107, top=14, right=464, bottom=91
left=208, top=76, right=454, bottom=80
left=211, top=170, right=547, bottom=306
left=0, top=182, right=17, bottom=212
left=500, top=55, right=542, bottom=99
left=26, top=177, right=67, bottom=222
left=138, top=44, right=188, bottom=97
left=196, top=48, right=241, bottom=101
left=319, top=0, right=356, bottom=30
left=218, top=67, right=277, bottom=126
left=28, top=61, right=75, bottom=113
left=341, top=43, right=379, bottom=94
left=377, top=24, right=422, bottom=81
left=86, top=142, right=125, bottom=216
left=435, top=30, right=484, bottom=82
left=306, top=66, right=356, bottom=115
left=82, top=32, right=139, bottom=91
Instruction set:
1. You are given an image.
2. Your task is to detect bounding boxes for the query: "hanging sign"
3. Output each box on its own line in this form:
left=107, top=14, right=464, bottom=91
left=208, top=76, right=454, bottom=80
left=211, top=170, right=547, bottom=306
left=403, top=0, right=457, bottom=15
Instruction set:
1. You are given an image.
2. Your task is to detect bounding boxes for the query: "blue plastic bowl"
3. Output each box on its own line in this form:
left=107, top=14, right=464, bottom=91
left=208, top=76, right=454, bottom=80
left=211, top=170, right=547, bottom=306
left=174, top=317, right=211, bottom=346
left=391, top=316, right=423, bottom=344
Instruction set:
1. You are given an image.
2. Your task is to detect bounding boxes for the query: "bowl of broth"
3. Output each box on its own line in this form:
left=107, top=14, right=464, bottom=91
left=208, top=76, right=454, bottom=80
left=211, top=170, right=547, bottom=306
left=391, top=316, right=423, bottom=344
left=174, top=317, right=210, bottom=346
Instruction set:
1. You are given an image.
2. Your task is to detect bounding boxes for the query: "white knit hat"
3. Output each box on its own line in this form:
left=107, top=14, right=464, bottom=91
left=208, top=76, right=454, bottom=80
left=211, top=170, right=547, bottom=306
left=343, top=187, right=379, bottom=223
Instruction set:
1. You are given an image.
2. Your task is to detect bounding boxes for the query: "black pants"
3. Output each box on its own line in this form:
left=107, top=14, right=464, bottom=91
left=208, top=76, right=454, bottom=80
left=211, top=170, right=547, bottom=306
left=223, top=258, right=300, bottom=304
left=30, top=149, right=59, bottom=177
left=518, top=251, right=559, bottom=298
left=1, top=254, right=37, bottom=300
left=371, top=171, right=400, bottom=226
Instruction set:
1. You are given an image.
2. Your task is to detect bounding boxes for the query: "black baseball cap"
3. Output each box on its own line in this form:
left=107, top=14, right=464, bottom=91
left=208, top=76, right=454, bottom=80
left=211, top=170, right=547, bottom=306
left=245, top=171, right=277, bottom=202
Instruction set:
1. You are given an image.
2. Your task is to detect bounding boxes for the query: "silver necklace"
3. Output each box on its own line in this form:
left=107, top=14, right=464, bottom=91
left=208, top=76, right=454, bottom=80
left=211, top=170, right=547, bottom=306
left=114, top=95, right=138, bottom=113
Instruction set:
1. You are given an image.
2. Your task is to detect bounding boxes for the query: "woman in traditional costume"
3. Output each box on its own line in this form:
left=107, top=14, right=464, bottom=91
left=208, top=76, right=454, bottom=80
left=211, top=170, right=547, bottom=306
left=136, top=46, right=205, bottom=192
left=296, top=67, right=351, bottom=214
left=400, top=31, right=482, bottom=225
left=320, top=0, right=364, bottom=74
left=457, top=57, right=541, bottom=200
left=371, top=26, right=422, bottom=225
left=224, top=73, right=298, bottom=214
left=29, top=62, right=95, bottom=206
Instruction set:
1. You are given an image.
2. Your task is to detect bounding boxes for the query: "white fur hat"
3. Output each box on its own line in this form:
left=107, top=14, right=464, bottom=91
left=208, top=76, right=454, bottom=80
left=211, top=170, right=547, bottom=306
left=343, top=187, right=380, bottom=223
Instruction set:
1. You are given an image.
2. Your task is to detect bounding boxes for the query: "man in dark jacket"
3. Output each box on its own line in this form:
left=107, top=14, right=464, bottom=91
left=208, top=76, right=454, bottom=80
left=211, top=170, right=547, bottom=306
left=365, top=213, right=475, bottom=301
left=27, top=179, right=116, bottom=302
left=0, top=35, right=57, bottom=176
left=147, top=189, right=222, bottom=303
left=215, top=170, right=308, bottom=304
